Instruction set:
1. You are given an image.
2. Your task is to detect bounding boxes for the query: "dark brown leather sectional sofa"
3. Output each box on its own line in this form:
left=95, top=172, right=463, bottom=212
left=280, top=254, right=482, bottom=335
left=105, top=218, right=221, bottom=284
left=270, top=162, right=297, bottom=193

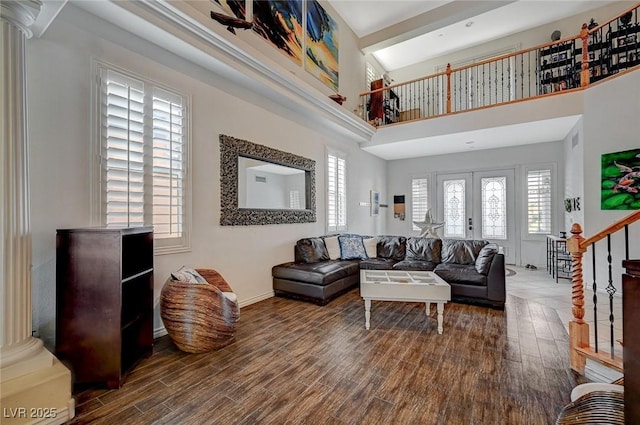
left=272, top=235, right=506, bottom=308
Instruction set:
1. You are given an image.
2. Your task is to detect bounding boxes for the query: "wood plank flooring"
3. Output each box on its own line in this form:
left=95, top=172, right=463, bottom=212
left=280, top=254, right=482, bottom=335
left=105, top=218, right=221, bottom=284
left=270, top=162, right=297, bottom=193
left=67, top=290, right=586, bottom=424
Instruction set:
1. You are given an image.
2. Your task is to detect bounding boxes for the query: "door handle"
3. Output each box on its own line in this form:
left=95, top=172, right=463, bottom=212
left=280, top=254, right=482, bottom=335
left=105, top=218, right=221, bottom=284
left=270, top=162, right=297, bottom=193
left=468, top=217, right=473, bottom=230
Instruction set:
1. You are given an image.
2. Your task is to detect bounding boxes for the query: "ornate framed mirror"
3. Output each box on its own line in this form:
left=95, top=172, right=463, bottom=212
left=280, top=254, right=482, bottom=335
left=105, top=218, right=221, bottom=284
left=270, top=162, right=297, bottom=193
left=220, top=134, right=316, bottom=225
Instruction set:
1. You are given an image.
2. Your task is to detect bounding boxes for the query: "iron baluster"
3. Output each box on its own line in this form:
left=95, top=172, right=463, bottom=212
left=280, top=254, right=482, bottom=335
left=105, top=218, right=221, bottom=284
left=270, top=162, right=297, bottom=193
left=606, top=234, right=616, bottom=359
left=482, top=64, right=486, bottom=106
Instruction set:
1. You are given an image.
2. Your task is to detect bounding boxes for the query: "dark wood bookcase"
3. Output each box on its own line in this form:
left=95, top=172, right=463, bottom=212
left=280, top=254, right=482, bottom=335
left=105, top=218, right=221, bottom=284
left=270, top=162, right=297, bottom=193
left=56, top=227, right=154, bottom=389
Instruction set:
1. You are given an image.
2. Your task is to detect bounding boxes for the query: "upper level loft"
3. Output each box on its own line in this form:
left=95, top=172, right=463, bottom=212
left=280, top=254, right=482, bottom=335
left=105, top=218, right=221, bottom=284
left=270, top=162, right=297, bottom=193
left=360, top=4, right=640, bottom=128
left=357, top=3, right=640, bottom=159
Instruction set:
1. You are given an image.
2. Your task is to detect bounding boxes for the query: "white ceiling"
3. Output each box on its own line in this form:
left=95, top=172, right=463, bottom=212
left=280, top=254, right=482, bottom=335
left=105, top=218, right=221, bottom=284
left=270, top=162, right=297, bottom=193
left=362, top=115, right=582, bottom=160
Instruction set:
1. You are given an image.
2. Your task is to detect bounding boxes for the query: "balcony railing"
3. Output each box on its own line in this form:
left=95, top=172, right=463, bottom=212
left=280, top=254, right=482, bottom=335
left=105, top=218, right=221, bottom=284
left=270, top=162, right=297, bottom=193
left=359, top=3, right=640, bottom=127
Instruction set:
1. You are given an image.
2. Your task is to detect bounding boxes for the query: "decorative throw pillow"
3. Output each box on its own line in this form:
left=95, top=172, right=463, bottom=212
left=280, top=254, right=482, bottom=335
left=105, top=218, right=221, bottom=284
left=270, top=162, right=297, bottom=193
left=222, top=292, right=237, bottom=303
left=363, top=237, right=378, bottom=258
left=324, top=236, right=341, bottom=260
left=338, top=235, right=367, bottom=260
left=171, top=266, right=206, bottom=283
left=475, top=244, right=498, bottom=275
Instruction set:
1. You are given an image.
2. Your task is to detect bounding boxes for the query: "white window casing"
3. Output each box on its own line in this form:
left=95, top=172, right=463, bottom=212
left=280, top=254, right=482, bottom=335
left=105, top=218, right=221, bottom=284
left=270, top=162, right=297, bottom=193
left=527, top=168, right=552, bottom=235
left=95, top=61, right=191, bottom=254
left=327, top=149, right=347, bottom=232
left=411, top=178, right=429, bottom=231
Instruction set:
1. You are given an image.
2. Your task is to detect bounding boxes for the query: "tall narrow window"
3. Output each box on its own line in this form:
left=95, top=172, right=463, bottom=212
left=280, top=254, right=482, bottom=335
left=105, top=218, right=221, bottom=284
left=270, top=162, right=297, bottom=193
left=527, top=169, right=552, bottom=234
left=481, top=176, right=507, bottom=239
left=152, top=87, right=184, bottom=240
left=327, top=150, right=347, bottom=232
left=411, top=178, right=429, bottom=231
left=98, top=64, right=190, bottom=253
left=366, top=62, right=380, bottom=88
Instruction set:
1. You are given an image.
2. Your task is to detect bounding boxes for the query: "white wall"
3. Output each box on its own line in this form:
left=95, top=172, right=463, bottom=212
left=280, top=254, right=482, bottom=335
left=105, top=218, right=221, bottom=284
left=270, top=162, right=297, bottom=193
left=579, top=70, right=640, bottom=294
left=386, top=141, right=566, bottom=267
left=26, top=6, right=386, bottom=348
left=563, top=119, right=585, bottom=232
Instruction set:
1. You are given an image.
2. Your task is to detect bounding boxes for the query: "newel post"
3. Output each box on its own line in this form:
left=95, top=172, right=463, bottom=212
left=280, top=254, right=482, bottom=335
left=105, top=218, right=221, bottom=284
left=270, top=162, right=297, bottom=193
left=566, top=223, right=589, bottom=374
left=446, top=63, right=452, bottom=114
left=580, top=23, right=590, bottom=87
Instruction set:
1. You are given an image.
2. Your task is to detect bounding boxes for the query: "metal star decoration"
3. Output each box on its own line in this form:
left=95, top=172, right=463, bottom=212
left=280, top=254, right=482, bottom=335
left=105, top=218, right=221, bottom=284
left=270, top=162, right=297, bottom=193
left=413, top=209, right=444, bottom=238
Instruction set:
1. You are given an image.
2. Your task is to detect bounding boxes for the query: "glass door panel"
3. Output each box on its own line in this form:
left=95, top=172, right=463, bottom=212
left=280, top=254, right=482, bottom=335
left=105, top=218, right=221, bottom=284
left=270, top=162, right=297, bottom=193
left=437, top=173, right=472, bottom=239
left=437, top=170, right=517, bottom=264
left=443, top=179, right=467, bottom=238
left=481, top=176, right=507, bottom=240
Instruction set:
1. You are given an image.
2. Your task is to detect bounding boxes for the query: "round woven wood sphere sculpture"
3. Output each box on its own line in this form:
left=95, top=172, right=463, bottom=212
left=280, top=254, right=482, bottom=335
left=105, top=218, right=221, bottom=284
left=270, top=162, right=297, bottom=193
left=160, top=269, right=239, bottom=353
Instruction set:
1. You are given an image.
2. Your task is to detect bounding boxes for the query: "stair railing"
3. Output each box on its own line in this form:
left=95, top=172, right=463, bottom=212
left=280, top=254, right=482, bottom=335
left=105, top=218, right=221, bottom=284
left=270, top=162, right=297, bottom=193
left=567, top=210, right=640, bottom=374
left=359, top=3, right=640, bottom=127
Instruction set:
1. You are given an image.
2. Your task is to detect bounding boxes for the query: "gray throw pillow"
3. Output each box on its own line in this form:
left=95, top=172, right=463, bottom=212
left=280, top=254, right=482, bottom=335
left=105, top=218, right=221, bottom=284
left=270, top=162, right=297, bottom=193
left=475, top=244, right=498, bottom=274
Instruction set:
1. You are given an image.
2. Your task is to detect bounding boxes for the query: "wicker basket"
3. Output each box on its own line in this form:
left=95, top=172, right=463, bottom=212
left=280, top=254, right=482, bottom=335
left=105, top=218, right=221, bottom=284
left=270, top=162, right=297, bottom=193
left=160, top=269, right=239, bottom=353
left=556, top=390, right=624, bottom=424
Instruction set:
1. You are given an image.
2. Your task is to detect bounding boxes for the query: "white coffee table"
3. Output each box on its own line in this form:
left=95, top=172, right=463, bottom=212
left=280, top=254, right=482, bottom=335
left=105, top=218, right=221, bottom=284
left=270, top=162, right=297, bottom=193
left=360, top=270, right=451, bottom=334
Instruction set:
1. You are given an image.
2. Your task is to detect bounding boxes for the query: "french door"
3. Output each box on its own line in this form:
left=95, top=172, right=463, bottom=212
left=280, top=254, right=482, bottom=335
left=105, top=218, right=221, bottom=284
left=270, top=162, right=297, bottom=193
left=436, top=169, right=516, bottom=264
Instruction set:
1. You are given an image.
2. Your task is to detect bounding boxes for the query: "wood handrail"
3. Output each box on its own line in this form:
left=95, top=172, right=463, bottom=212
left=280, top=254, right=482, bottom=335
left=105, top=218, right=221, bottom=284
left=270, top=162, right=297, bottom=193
left=581, top=210, right=640, bottom=247
left=358, top=71, right=447, bottom=97
left=588, top=2, right=639, bottom=36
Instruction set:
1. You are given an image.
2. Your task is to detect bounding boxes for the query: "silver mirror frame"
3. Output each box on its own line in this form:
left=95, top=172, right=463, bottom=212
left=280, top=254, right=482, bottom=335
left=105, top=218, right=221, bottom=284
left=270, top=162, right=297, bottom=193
left=220, top=134, right=316, bottom=225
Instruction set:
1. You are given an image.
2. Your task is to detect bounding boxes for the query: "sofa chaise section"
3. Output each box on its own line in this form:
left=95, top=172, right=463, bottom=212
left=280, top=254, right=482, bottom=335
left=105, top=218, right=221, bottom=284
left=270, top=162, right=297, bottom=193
left=272, top=237, right=360, bottom=305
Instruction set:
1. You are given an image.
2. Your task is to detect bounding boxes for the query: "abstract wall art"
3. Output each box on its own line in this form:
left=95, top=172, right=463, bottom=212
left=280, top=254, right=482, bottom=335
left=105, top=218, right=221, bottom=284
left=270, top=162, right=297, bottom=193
left=601, top=148, right=640, bottom=210
left=213, top=0, right=246, bottom=19
left=253, top=0, right=303, bottom=65
left=305, top=0, right=339, bottom=91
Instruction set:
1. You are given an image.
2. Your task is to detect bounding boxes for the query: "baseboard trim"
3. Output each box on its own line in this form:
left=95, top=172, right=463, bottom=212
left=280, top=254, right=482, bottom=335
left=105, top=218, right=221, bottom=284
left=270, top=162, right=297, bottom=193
left=584, top=358, right=624, bottom=383
left=239, top=291, right=274, bottom=308
left=153, top=291, right=274, bottom=340
left=153, top=327, right=168, bottom=339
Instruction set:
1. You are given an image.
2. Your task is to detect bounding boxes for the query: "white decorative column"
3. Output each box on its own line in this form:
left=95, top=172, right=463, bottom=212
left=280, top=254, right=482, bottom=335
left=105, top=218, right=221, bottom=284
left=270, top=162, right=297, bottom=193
left=0, top=1, right=74, bottom=423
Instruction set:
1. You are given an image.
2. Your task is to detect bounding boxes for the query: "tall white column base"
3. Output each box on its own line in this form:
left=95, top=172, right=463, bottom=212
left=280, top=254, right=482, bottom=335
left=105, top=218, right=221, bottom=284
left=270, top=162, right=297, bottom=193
left=1, top=357, right=74, bottom=425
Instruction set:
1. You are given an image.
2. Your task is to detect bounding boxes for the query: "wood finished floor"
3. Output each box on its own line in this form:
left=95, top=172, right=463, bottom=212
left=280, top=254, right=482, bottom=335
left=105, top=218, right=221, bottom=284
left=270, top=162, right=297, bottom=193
left=67, top=290, right=587, bottom=425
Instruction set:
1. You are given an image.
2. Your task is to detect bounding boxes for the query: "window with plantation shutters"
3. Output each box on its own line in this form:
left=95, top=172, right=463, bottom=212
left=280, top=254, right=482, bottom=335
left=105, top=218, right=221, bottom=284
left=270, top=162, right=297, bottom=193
left=366, top=62, right=380, bottom=88
left=527, top=169, right=552, bottom=234
left=152, top=88, right=184, bottom=240
left=102, top=71, right=146, bottom=228
left=327, top=150, right=347, bottom=232
left=411, top=178, right=429, bottom=231
left=97, top=64, right=190, bottom=253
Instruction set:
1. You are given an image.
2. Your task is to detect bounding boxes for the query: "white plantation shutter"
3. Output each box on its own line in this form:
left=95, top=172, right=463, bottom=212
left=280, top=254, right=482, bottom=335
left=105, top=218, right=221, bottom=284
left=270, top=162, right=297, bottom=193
left=98, top=64, right=189, bottom=252
left=327, top=151, right=347, bottom=232
left=152, top=88, right=184, bottom=240
left=102, top=71, right=146, bottom=228
left=289, top=190, right=301, bottom=209
left=527, top=169, right=552, bottom=234
left=366, top=62, right=380, bottom=88
left=411, top=178, right=429, bottom=231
